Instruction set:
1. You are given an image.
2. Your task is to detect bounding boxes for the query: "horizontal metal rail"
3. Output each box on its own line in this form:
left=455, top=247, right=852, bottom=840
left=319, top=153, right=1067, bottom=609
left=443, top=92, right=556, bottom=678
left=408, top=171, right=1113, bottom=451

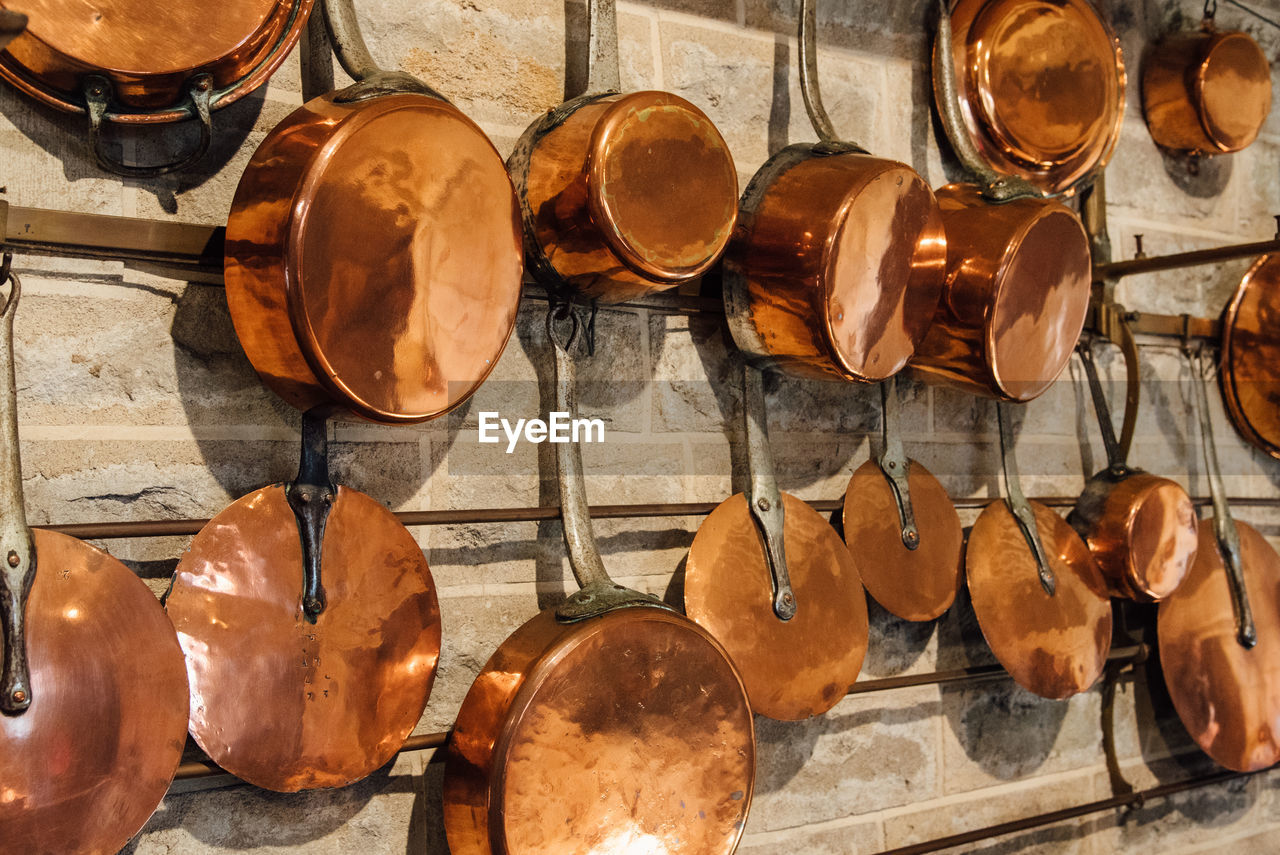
left=1093, top=237, right=1280, bottom=281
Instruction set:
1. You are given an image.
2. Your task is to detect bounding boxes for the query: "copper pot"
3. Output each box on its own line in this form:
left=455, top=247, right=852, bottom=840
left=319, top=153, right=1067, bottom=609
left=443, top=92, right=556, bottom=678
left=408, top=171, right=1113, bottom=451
left=1220, top=254, right=1280, bottom=458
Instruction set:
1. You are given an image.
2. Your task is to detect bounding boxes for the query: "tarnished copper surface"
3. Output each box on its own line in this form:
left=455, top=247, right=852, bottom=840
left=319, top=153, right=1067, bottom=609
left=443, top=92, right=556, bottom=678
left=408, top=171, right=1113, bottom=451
left=942, top=0, right=1124, bottom=195
left=724, top=144, right=947, bottom=381
left=225, top=91, right=523, bottom=423
left=967, top=500, right=1112, bottom=699
left=910, top=183, right=1091, bottom=402
left=1159, top=519, right=1280, bottom=771
left=515, top=91, right=738, bottom=303
left=165, top=483, right=440, bottom=792
left=1221, top=254, right=1280, bottom=458
left=0, top=529, right=188, bottom=855
left=684, top=492, right=867, bottom=720
left=443, top=606, right=754, bottom=855
left=842, top=458, right=963, bottom=621
left=1142, top=28, right=1272, bottom=155
left=0, top=0, right=311, bottom=118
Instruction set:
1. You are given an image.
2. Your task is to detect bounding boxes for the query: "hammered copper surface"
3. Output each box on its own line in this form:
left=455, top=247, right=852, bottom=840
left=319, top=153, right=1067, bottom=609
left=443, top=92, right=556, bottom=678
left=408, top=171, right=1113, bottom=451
left=684, top=492, right=868, bottom=720
left=1159, top=519, right=1280, bottom=772
left=967, top=500, right=1112, bottom=699
left=725, top=145, right=947, bottom=381
left=943, top=0, right=1124, bottom=195
left=0, top=529, right=188, bottom=855
left=0, top=0, right=311, bottom=117
left=842, top=458, right=963, bottom=621
left=443, top=606, right=754, bottom=855
left=225, top=92, right=523, bottom=423
left=165, top=484, right=440, bottom=792
left=910, top=183, right=1091, bottom=402
left=519, top=91, right=737, bottom=303
left=1222, top=254, right=1280, bottom=458
left=1142, top=29, right=1271, bottom=154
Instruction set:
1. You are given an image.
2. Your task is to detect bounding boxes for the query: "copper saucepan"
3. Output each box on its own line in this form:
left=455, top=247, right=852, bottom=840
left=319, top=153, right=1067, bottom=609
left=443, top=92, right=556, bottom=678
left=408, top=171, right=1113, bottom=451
left=1220, top=253, right=1280, bottom=459
left=0, top=260, right=190, bottom=854
left=0, top=0, right=315, bottom=175
left=507, top=0, right=738, bottom=304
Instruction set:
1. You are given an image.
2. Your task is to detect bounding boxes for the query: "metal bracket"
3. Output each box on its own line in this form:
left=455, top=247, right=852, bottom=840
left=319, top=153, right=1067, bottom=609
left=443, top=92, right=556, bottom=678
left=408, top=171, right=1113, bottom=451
left=876, top=376, right=920, bottom=550
left=286, top=407, right=335, bottom=622
left=743, top=361, right=796, bottom=621
left=997, top=401, right=1056, bottom=596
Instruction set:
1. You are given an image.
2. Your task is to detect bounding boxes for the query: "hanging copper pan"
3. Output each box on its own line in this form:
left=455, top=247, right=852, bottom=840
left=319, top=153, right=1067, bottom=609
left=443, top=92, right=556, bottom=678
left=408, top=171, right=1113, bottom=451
left=0, top=261, right=190, bottom=854
left=0, top=0, right=314, bottom=175
left=1158, top=346, right=1280, bottom=772
left=507, top=0, right=738, bottom=304
left=224, top=0, right=522, bottom=425
left=1220, top=254, right=1280, bottom=458
left=443, top=305, right=755, bottom=854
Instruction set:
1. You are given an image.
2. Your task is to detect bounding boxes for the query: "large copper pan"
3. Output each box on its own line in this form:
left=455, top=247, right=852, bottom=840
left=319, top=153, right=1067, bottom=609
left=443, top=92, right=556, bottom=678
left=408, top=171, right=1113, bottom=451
left=508, top=0, right=738, bottom=304
left=0, top=0, right=314, bottom=175
left=0, top=262, right=190, bottom=854
left=1220, top=254, right=1280, bottom=458
left=443, top=305, right=755, bottom=854
left=224, top=0, right=522, bottom=424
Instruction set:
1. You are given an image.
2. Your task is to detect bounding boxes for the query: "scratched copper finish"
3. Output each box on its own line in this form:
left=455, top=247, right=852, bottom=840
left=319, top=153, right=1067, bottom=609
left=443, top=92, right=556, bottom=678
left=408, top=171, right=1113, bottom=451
left=514, top=91, right=738, bottom=303
left=842, top=458, right=963, bottom=622
left=684, top=492, right=867, bottom=720
left=1221, top=255, right=1280, bottom=458
left=443, top=606, right=754, bottom=855
left=0, top=0, right=312, bottom=118
left=724, top=146, right=947, bottom=381
left=1143, top=28, right=1271, bottom=155
left=165, top=484, right=440, bottom=792
left=909, top=184, right=1091, bottom=402
left=967, top=500, right=1112, bottom=699
left=225, top=91, right=523, bottom=423
left=942, top=0, right=1124, bottom=195
left=1159, top=519, right=1280, bottom=771
left=0, top=529, right=188, bottom=855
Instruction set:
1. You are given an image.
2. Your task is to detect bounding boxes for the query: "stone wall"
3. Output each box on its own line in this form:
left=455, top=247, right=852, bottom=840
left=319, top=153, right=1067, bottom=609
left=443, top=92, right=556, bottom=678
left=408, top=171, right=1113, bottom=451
left=3, top=0, right=1280, bottom=852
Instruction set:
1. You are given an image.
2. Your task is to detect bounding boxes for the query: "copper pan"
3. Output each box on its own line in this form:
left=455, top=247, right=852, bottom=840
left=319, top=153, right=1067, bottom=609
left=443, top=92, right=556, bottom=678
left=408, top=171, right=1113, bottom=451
left=1220, top=254, right=1280, bottom=458
left=507, top=0, right=738, bottom=304
left=443, top=305, right=754, bottom=854
left=1158, top=346, right=1280, bottom=772
left=0, top=0, right=314, bottom=175
left=224, top=0, right=523, bottom=425
left=0, top=261, right=190, bottom=854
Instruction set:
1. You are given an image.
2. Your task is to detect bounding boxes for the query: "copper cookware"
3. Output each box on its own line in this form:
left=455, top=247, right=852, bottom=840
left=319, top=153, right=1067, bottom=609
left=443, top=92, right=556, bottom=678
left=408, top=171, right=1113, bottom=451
left=966, top=402, right=1112, bottom=699
left=1142, top=7, right=1272, bottom=157
left=224, top=0, right=522, bottom=425
left=1068, top=339, right=1197, bottom=601
left=1158, top=346, right=1280, bottom=772
left=0, top=0, right=314, bottom=175
left=507, top=0, right=737, bottom=304
left=939, top=0, right=1125, bottom=197
left=842, top=377, right=963, bottom=622
left=1221, top=253, right=1280, bottom=458
left=0, top=262, right=190, bottom=854
left=443, top=305, right=754, bottom=854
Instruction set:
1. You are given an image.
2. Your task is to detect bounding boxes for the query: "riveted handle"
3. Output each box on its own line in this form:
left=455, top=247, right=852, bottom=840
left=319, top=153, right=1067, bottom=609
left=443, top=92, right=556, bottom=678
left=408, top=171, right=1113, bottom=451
left=84, top=74, right=214, bottom=178
left=877, top=376, right=920, bottom=550
left=743, top=361, right=796, bottom=621
left=1078, top=339, right=1127, bottom=473
left=997, top=401, right=1056, bottom=596
left=286, top=408, right=335, bottom=622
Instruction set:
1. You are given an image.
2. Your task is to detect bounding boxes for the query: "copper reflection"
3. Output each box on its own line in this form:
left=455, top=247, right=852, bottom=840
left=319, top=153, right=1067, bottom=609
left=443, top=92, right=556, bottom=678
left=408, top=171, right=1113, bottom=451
left=684, top=492, right=868, bottom=720
left=910, top=184, right=1091, bottom=402
left=967, top=500, right=1112, bottom=700
left=0, top=0, right=312, bottom=119
left=943, top=0, right=1124, bottom=195
left=725, top=146, right=946, bottom=382
left=443, top=607, right=754, bottom=855
left=1159, top=520, right=1280, bottom=772
left=1221, top=254, right=1280, bottom=458
left=225, top=92, right=523, bottom=424
left=0, top=529, right=188, bottom=855
left=165, top=484, right=441, bottom=792
left=842, top=458, right=963, bottom=622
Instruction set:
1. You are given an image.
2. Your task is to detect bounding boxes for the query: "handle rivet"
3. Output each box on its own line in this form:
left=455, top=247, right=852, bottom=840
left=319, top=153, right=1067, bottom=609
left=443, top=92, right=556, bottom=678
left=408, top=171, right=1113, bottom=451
left=756, top=498, right=771, bottom=512
left=905, top=530, right=919, bottom=544
left=11, top=690, right=25, bottom=704
left=782, top=593, right=794, bottom=606
left=6, top=550, right=18, bottom=567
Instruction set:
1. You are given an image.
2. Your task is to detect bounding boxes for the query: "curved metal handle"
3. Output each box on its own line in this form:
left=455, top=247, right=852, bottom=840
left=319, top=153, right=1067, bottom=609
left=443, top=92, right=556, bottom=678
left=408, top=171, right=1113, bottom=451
left=286, top=408, right=334, bottom=622
left=324, top=0, right=446, bottom=101
left=586, top=0, right=621, bottom=95
left=798, top=0, right=866, bottom=152
left=876, top=376, right=920, bottom=550
left=743, top=361, right=796, bottom=621
left=997, top=401, right=1056, bottom=596
left=84, top=74, right=214, bottom=178
left=1078, top=339, right=1127, bottom=472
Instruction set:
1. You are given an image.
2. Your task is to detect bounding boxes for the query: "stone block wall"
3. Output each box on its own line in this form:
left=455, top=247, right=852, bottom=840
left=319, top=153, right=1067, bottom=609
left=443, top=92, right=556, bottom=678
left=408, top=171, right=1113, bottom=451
left=2, top=0, right=1279, bottom=852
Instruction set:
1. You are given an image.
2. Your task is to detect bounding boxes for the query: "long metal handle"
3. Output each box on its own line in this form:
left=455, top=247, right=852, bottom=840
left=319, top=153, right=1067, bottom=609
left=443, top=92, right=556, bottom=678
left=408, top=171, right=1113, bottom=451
left=1078, top=340, right=1127, bottom=472
left=1190, top=347, right=1257, bottom=649
left=877, top=376, right=920, bottom=550
left=743, top=362, right=796, bottom=621
left=323, top=0, right=442, bottom=100
left=798, top=0, right=838, bottom=144
left=997, top=401, right=1056, bottom=596
left=286, top=408, right=334, bottom=622
left=585, top=0, right=621, bottom=95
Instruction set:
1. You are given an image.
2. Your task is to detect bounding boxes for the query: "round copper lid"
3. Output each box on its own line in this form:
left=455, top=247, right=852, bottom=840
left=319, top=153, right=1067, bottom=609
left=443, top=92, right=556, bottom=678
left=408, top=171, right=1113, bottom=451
left=1222, top=254, right=1280, bottom=458
left=0, top=529, right=189, bottom=855
left=1197, top=31, right=1272, bottom=152
left=586, top=91, right=738, bottom=282
left=1123, top=476, right=1198, bottom=600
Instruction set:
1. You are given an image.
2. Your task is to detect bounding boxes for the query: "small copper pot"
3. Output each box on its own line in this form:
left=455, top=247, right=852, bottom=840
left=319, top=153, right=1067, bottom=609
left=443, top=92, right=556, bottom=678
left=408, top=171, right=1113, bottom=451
left=1142, top=23, right=1272, bottom=156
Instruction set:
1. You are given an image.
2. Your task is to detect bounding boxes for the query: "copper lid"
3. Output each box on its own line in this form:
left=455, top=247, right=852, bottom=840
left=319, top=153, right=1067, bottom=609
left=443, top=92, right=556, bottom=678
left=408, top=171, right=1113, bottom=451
left=1222, top=254, right=1280, bottom=458
left=1197, top=31, right=1272, bottom=152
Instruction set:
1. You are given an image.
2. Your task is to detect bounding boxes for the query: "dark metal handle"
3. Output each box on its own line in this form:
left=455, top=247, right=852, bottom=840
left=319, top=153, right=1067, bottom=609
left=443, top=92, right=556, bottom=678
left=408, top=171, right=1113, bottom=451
left=1078, top=339, right=1127, bottom=472
left=743, top=361, right=796, bottom=621
left=997, top=401, right=1056, bottom=596
left=0, top=9, right=27, bottom=52
left=286, top=408, right=335, bottom=622
left=84, top=75, right=214, bottom=178
left=324, top=0, right=445, bottom=101
left=585, top=0, right=621, bottom=95
left=798, top=0, right=866, bottom=153
left=877, top=376, right=919, bottom=550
